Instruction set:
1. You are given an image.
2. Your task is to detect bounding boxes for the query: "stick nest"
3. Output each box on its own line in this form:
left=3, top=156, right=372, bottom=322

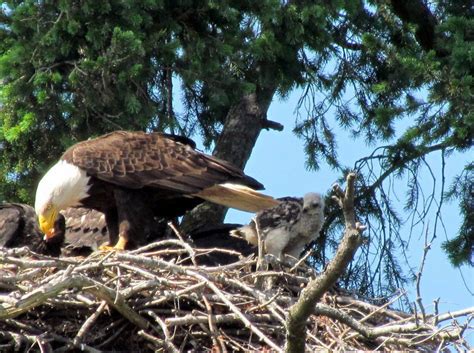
left=0, top=240, right=470, bottom=352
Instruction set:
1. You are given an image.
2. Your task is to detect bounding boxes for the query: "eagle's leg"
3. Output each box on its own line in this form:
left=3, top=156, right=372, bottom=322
left=102, top=188, right=154, bottom=251
left=105, top=208, right=119, bottom=245
left=98, top=232, right=128, bottom=251
left=111, top=218, right=133, bottom=251
left=98, top=208, right=121, bottom=251
left=113, top=231, right=129, bottom=250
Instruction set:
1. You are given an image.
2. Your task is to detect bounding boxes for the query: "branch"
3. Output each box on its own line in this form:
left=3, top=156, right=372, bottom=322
left=165, top=312, right=273, bottom=327
left=415, top=225, right=432, bottom=321
left=314, top=303, right=467, bottom=345
left=315, top=303, right=425, bottom=338
left=285, top=172, right=365, bottom=353
left=357, top=142, right=448, bottom=198
left=142, top=309, right=179, bottom=353
left=388, top=0, right=446, bottom=56
left=261, top=119, right=284, bottom=131
left=0, top=274, right=149, bottom=330
left=72, top=301, right=107, bottom=347
left=430, top=307, right=474, bottom=324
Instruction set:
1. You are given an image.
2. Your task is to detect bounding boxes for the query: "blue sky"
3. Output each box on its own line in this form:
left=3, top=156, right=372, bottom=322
left=216, top=91, right=473, bottom=340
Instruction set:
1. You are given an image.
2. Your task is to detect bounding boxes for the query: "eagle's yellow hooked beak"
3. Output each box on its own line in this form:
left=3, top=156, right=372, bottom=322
left=38, top=207, right=58, bottom=240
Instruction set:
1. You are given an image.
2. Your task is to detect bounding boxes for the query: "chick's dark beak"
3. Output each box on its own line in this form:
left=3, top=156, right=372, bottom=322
left=44, top=214, right=66, bottom=244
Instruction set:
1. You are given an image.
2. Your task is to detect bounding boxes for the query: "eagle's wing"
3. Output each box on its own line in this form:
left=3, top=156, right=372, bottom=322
left=62, top=131, right=262, bottom=193
left=61, top=207, right=108, bottom=249
left=254, top=197, right=303, bottom=232
left=0, top=204, right=22, bottom=247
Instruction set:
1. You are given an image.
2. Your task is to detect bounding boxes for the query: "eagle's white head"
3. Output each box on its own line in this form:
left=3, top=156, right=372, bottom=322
left=35, top=160, right=91, bottom=240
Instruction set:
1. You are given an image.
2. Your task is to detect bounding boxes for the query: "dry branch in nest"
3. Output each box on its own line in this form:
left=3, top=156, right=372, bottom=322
left=0, top=174, right=472, bottom=352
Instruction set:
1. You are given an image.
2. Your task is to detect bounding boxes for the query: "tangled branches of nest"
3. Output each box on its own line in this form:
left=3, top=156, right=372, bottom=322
left=0, top=240, right=470, bottom=352
left=1, top=173, right=472, bottom=352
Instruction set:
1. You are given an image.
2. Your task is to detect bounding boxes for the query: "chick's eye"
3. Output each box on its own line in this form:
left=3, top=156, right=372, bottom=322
left=46, top=204, right=52, bottom=211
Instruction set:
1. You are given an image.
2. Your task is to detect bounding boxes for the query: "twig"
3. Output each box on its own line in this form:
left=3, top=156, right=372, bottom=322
left=0, top=256, right=68, bottom=269
left=0, top=274, right=149, bottom=330
left=416, top=224, right=431, bottom=321
left=289, top=249, right=313, bottom=272
left=224, top=277, right=287, bottom=324
left=165, top=313, right=274, bottom=326
left=95, top=321, right=128, bottom=349
left=140, top=282, right=206, bottom=308
left=168, top=221, right=198, bottom=266
left=254, top=216, right=265, bottom=277
left=143, top=310, right=179, bottom=353
left=247, top=290, right=281, bottom=313
left=358, top=291, right=407, bottom=323
left=431, top=307, right=474, bottom=324
left=203, top=296, right=227, bottom=353
left=138, top=330, right=166, bottom=349
left=72, top=300, right=107, bottom=347
left=433, top=297, right=440, bottom=325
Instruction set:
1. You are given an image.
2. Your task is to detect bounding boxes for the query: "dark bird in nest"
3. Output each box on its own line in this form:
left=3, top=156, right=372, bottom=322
left=0, top=203, right=65, bottom=256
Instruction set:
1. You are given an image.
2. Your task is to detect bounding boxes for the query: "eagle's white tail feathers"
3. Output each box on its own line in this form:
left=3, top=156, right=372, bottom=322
left=194, top=183, right=280, bottom=213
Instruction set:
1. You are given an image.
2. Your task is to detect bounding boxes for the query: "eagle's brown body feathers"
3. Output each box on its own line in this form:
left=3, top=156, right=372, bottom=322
left=37, top=131, right=278, bottom=249
left=62, top=131, right=262, bottom=193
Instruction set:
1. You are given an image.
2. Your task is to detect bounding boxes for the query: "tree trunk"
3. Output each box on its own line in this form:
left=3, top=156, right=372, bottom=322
left=181, top=89, right=276, bottom=233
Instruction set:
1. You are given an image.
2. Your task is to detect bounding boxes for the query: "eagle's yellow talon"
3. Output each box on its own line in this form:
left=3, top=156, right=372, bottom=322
left=98, top=236, right=128, bottom=251
left=98, top=244, right=120, bottom=252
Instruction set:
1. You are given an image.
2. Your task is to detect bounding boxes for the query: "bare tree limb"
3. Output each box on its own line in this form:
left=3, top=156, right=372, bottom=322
left=0, top=274, right=149, bottom=330
left=72, top=300, right=107, bottom=347
left=285, top=172, right=365, bottom=353
left=415, top=224, right=432, bottom=321
left=261, top=119, right=284, bottom=131
left=313, top=303, right=466, bottom=340
left=142, top=309, right=179, bottom=353
left=165, top=313, right=274, bottom=327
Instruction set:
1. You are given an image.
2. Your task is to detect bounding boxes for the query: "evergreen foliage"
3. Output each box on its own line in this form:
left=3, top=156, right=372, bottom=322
left=1, top=0, right=472, bottom=297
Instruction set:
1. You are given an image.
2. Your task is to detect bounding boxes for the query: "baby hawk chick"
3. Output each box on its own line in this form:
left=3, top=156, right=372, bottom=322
left=230, top=192, right=325, bottom=261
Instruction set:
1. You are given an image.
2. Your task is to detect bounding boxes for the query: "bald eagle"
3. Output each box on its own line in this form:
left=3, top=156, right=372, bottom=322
left=231, top=192, right=325, bottom=261
left=35, top=131, right=279, bottom=250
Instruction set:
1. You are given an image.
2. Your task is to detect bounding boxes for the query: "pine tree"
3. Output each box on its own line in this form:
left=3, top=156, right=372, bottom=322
left=1, top=0, right=472, bottom=294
